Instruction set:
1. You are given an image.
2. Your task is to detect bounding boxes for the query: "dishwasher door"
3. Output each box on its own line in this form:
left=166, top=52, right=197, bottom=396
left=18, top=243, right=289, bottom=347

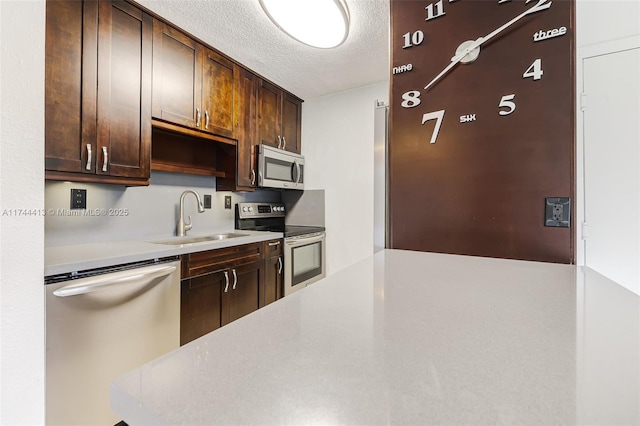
left=45, top=260, right=180, bottom=426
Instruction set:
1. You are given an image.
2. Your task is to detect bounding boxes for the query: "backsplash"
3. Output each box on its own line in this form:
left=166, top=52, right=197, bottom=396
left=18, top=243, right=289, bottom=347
left=45, top=172, right=280, bottom=247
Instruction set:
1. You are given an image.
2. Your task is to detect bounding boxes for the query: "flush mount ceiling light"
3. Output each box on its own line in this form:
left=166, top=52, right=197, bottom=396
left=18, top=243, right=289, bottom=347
left=259, top=0, right=350, bottom=49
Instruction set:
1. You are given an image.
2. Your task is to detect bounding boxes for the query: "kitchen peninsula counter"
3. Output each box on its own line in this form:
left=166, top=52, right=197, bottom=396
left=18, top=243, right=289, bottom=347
left=110, top=250, right=640, bottom=425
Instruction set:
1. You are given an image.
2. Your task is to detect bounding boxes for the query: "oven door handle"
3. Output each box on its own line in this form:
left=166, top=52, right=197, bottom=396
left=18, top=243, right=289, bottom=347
left=285, top=232, right=325, bottom=246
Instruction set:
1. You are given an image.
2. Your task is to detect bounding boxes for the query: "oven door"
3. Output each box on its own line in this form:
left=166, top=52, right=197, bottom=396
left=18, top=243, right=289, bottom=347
left=284, top=232, right=326, bottom=296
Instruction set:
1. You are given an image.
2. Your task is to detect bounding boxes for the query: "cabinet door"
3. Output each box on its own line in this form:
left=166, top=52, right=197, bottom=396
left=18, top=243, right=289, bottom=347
left=263, top=255, right=283, bottom=306
left=237, top=68, right=257, bottom=189
left=96, top=0, right=151, bottom=179
left=152, top=20, right=202, bottom=129
left=201, top=49, right=237, bottom=138
left=225, top=261, right=262, bottom=325
left=257, top=79, right=281, bottom=149
left=281, top=92, right=302, bottom=154
left=180, top=270, right=225, bottom=345
left=45, top=0, right=98, bottom=173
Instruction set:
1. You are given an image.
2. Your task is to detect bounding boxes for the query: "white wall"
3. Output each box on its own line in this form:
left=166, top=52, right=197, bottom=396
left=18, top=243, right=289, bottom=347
left=0, top=0, right=46, bottom=424
left=302, top=82, right=389, bottom=276
left=576, top=0, right=640, bottom=295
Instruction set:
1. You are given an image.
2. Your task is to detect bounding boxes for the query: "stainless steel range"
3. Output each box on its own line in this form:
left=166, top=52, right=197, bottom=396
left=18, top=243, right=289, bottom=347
left=236, top=202, right=326, bottom=296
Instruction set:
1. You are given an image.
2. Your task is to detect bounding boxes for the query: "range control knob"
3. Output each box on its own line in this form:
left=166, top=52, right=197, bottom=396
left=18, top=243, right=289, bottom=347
left=242, top=206, right=248, bottom=212
left=248, top=206, right=254, bottom=212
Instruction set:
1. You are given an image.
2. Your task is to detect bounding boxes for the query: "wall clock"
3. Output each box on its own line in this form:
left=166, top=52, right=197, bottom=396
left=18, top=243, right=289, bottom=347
left=389, top=0, right=574, bottom=263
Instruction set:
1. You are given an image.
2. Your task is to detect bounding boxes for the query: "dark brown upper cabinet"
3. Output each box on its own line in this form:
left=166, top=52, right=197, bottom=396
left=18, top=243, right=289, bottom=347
left=152, top=20, right=239, bottom=140
left=217, top=68, right=257, bottom=191
left=45, top=0, right=151, bottom=185
left=257, top=79, right=302, bottom=154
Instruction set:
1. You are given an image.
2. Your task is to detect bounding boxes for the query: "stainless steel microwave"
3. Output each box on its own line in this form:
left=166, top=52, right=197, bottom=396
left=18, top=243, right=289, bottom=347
left=257, top=144, right=304, bottom=190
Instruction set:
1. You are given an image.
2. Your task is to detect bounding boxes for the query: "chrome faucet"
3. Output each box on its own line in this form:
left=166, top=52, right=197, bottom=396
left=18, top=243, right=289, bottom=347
left=177, top=190, right=205, bottom=237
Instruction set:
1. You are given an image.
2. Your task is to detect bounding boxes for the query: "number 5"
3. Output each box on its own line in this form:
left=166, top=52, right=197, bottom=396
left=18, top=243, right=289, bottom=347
left=422, top=110, right=446, bottom=144
left=498, top=94, right=516, bottom=116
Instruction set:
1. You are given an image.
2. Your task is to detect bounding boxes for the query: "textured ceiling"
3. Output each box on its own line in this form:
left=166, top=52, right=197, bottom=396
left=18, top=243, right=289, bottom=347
left=136, top=0, right=390, bottom=100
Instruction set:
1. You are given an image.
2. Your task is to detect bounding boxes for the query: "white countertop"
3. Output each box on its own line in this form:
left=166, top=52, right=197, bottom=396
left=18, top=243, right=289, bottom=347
left=110, top=250, right=640, bottom=425
left=44, top=230, right=283, bottom=276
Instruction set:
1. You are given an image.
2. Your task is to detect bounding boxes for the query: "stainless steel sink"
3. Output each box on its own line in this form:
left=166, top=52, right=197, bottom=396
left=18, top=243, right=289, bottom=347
left=150, top=233, right=250, bottom=245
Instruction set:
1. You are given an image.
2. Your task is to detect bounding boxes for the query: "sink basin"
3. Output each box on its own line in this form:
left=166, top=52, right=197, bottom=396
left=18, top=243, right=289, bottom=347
left=150, top=233, right=250, bottom=245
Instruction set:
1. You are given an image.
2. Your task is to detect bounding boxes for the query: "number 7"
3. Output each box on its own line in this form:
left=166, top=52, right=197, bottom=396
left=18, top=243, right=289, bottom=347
left=422, top=110, right=446, bottom=144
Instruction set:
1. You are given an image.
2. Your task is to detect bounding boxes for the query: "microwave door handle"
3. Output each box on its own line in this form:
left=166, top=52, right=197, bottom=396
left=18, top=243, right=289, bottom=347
left=291, top=161, right=299, bottom=183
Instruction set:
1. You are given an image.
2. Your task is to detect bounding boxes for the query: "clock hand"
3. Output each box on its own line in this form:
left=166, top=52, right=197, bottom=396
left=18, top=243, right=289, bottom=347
left=450, top=0, right=552, bottom=63
left=424, top=0, right=552, bottom=92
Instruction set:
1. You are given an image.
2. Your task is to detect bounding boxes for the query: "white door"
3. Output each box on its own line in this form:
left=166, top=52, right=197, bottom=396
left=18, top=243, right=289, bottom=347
left=583, top=46, right=640, bottom=295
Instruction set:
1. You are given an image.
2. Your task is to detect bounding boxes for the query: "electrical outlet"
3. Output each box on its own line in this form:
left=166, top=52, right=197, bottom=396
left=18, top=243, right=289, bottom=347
left=545, top=197, right=570, bottom=227
left=224, top=196, right=232, bottom=209
left=70, top=188, right=86, bottom=210
left=203, top=194, right=212, bottom=209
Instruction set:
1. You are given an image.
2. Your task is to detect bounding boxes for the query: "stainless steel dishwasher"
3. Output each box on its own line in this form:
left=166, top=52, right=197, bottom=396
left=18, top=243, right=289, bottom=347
left=45, top=258, right=181, bottom=426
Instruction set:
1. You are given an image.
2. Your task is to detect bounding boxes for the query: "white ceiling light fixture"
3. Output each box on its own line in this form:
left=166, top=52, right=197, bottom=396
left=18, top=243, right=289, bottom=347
left=259, top=0, right=350, bottom=49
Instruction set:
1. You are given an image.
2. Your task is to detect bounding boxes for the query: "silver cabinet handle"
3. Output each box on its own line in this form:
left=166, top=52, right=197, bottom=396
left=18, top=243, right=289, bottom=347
left=223, top=271, right=229, bottom=292
left=277, top=257, right=282, bottom=274
left=282, top=136, right=287, bottom=150
left=85, top=144, right=92, bottom=171
left=277, top=135, right=282, bottom=149
left=232, top=269, right=238, bottom=290
left=268, top=241, right=280, bottom=247
left=196, top=108, right=201, bottom=127
left=101, top=146, right=108, bottom=172
left=53, top=264, right=176, bottom=297
left=204, top=110, right=209, bottom=129
left=251, top=169, right=256, bottom=186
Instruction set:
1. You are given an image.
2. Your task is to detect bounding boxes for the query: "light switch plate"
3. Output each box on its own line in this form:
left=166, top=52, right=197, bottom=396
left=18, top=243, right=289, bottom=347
left=224, top=196, right=231, bottom=209
left=203, top=195, right=212, bottom=209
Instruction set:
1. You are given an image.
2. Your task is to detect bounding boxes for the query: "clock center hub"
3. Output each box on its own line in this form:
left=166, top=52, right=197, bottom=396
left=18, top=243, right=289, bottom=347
left=455, top=40, right=481, bottom=64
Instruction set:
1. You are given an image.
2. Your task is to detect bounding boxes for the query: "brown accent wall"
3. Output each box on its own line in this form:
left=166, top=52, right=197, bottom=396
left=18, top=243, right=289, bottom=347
left=389, top=0, right=575, bottom=263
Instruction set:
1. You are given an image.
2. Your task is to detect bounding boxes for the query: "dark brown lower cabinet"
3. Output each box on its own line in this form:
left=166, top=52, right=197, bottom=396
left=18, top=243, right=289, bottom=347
left=227, top=261, right=261, bottom=324
left=180, top=261, right=261, bottom=346
left=180, top=240, right=283, bottom=345
left=263, top=240, right=283, bottom=306
left=180, top=270, right=225, bottom=346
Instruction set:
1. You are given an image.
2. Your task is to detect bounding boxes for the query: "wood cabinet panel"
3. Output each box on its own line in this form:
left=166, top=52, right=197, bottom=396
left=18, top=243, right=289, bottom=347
left=180, top=270, right=225, bottom=346
left=45, top=0, right=97, bottom=173
left=202, top=49, right=237, bottom=139
left=263, top=255, right=283, bottom=306
left=180, top=241, right=285, bottom=344
left=182, top=242, right=262, bottom=278
left=226, top=261, right=261, bottom=324
left=96, top=0, right=151, bottom=179
left=257, top=79, right=281, bottom=149
left=45, top=0, right=150, bottom=185
left=217, top=67, right=257, bottom=191
left=263, top=239, right=283, bottom=306
left=282, top=93, right=302, bottom=154
left=257, top=79, right=302, bottom=154
left=152, top=20, right=202, bottom=128
left=237, top=68, right=257, bottom=189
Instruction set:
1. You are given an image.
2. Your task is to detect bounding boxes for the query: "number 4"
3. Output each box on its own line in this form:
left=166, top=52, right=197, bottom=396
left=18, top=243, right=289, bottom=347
left=523, top=58, right=543, bottom=80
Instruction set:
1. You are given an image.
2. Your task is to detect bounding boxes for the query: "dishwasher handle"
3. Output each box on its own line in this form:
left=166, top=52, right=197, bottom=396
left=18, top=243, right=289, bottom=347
left=53, top=264, right=177, bottom=297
